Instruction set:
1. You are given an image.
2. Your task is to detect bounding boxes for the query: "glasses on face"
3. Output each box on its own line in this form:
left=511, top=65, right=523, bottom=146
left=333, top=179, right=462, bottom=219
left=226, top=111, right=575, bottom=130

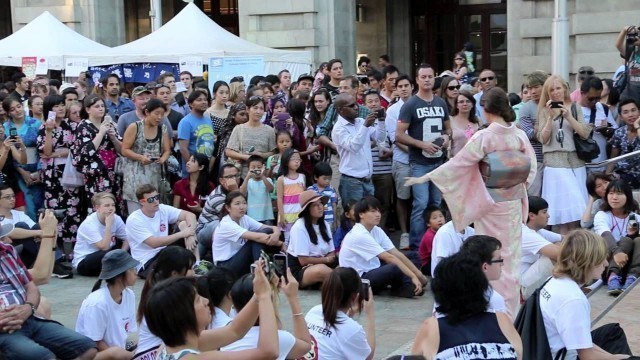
left=142, top=194, right=160, bottom=204
left=0, top=195, right=15, bottom=200
left=221, top=174, right=240, bottom=179
left=447, top=85, right=461, bottom=91
left=586, top=96, right=600, bottom=102
left=489, top=258, right=504, bottom=264
left=579, top=70, right=594, bottom=75
left=480, top=76, right=495, bottom=82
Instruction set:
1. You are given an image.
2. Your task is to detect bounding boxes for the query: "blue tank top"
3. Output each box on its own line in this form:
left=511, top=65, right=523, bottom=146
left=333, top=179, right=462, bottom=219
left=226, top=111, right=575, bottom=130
left=436, top=312, right=517, bottom=359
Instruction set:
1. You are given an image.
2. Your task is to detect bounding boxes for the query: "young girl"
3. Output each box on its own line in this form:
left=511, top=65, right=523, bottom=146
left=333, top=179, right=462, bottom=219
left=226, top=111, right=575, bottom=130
left=276, top=148, right=306, bottom=247
left=333, top=199, right=357, bottom=252
left=268, top=95, right=289, bottom=128
left=266, top=130, right=293, bottom=179
left=173, top=153, right=215, bottom=215
left=451, top=52, right=469, bottom=84
left=76, top=250, right=139, bottom=358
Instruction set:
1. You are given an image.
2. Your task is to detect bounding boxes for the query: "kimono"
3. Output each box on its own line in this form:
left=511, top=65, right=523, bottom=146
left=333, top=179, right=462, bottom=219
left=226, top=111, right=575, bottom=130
left=37, top=120, right=82, bottom=244
left=428, top=122, right=537, bottom=317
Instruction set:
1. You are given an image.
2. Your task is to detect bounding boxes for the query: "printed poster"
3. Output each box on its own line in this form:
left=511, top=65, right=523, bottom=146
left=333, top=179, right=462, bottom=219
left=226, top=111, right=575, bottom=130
left=179, top=56, right=204, bottom=76
left=21, top=57, right=37, bottom=80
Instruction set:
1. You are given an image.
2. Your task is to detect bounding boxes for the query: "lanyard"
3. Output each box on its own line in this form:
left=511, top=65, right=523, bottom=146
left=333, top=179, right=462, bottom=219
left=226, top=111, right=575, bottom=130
left=610, top=212, right=628, bottom=236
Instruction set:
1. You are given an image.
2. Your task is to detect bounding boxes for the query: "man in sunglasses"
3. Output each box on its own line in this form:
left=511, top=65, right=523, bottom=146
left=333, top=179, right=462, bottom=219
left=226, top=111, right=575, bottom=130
left=570, top=66, right=595, bottom=103
left=579, top=76, right=618, bottom=171
left=473, top=69, right=498, bottom=123
left=126, top=183, right=198, bottom=278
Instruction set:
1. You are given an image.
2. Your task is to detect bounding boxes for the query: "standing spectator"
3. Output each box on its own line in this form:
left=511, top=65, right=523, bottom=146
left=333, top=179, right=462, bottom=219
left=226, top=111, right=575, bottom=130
left=304, top=267, right=376, bottom=360
left=66, top=102, right=82, bottom=124
left=276, top=148, right=306, bottom=246
left=9, top=72, right=30, bottom=103
left=37, top=94, right=82, bottom=257
left=74, top=79, right=87, bottom=102
left=154, top=84, right=183, bottom=135
left=277, top=69, right=292, bottom=102
left=451, top=52, right=470, bottom=84
left=177, top=90, right=215, bottom=176
left=0, top=125, right=27, bottom=212
left=570, top=66, right=595, bottom=103
left=213, top=103, right=247, bottom=177
left=307, top=162, right=338, bottom=229
left=179, top=71, right=194, bottom=97
left=313, top=62, right=329, bottom=93
left=296, top=73, right=314, bottom=94
left=537, top=75, right=590, bottom=234
left=608, top=99, right=640, bottom=187
left=324, top=59, right=344, bottom=99
left=101, top=74, right=134, bottom=121
left=125, top=184, right=198, bottom=278
left=73, top=192, right=128, bottom=276
left=287, top=99, right=317, bottom=177
left=158, top=72, right=190, bottom=116
left=380, top=65, right=400, bottom=108
left=449, top=90, right=479, bottom=158
left=205, top=81, right=230, bottom=134
left=287, top=190, right=337, bottom=287
left=405, top=87, right=537, bottom=316
left=473, top=69, right=498, bottom=123
left=385, top=75, right=413, bottom=247
left=121, top=98, right=172, bottom=213
left=396, top=63, right=451, bottom=250
left=378, top=55, right=391, bottom=68
left=115, top=86, right=174, bottom=141
left=228, top=81, right=246, bottom=108
left=308, top=88, right=331, bottom=140
left=366, top=70, right=384, bottom=93
left=358, top=56, right=372, bottom=75
left=75, top=250, right=138, bottom=359
left=73, top=95, right=123, bottom=213
left=225, top=96, right=276, bottom=177
left=518, top=70, right=548, bottom=196
left=440, top=77, right=461, bottom=114
left=3, top=97, right=44, bottom=221
left=173, top=153, right=214, bottom=215
left=28, top=96, right=44, bottom=122
left=62, top=88, right=79, bottom=106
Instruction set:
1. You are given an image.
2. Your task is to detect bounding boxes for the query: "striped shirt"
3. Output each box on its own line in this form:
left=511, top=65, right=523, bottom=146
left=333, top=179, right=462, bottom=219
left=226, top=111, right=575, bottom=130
left=280, top=173, right=306, bottom=227
left=197, top=185, right=227, bottom=232
left=0, top=243, right=33, bottom=305
left=518, top=101, right=543, bottom=163
left=308, top=184, right=338, bottom=224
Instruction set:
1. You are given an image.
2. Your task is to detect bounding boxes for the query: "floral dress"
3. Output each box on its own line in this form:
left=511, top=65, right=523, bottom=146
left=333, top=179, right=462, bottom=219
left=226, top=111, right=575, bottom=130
left=37, top=120, right=82, bottom=244
left=72, top=119, right=123, bottom=214
left=122, top=121, right=164, bottom=202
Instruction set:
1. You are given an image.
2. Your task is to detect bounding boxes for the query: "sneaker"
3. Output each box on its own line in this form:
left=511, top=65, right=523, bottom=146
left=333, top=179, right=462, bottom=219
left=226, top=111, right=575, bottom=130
left=623, top=275, right=637, bottom=291
left=399, top=233, right=410, bottom=250
left=52, top=262, right=73, bottom=279
left=390, top=284, right=416, bottom=298
left=607, top=275, right=623, bottom=296
left=193, top=260, right=213, bottom=276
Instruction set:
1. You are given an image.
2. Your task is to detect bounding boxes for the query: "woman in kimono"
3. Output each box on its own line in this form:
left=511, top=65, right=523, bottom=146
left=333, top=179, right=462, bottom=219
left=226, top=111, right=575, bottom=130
left=72, top=95, right=123, bottom=214
left=405, top=87, right=537, bottom=316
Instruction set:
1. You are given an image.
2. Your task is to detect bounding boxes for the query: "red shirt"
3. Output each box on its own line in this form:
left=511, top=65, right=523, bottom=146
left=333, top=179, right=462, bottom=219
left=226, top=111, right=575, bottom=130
left=418, top=228, right=437, bottom=267
left=172, top=178, right=215, bottom=212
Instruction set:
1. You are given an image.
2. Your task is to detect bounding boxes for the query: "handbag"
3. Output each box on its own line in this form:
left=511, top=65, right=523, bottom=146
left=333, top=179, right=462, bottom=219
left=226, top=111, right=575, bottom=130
left=570, top=103, right=600, bottom=162
left=514, top=277, right=567, bottom=360
left=61, top=152, right=85, bottom=188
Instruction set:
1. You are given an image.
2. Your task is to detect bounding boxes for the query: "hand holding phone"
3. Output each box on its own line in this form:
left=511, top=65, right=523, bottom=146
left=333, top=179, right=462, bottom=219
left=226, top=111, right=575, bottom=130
left=360, top=279, right=371, bottom=301
left=376, top=108, right=385, bottom=119
left=9, top=128, right=17, bottom=140
left=550, top=101, right=563, bottom=109
left=273, top=253, right=288, bottom=283
left=432, top=137, right=445, bottom=147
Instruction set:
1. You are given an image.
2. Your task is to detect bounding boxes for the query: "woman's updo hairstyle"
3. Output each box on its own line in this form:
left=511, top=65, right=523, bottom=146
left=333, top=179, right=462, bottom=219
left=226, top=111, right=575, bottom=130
left=482, top=87, right=515, bottom=123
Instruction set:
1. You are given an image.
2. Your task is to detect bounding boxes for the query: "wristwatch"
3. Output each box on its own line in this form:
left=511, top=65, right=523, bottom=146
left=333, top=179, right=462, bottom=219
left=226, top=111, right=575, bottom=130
left=24, top=302, right=36, bottom=316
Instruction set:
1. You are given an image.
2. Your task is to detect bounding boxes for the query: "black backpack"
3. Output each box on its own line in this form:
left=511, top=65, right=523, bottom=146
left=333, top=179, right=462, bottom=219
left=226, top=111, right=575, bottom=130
left=514, top=277, right=567, bottom=360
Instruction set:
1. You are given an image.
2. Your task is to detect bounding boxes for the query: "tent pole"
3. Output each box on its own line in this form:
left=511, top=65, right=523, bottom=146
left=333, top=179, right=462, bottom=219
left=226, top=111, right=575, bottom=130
left=150, top=0, right=162, bottom=32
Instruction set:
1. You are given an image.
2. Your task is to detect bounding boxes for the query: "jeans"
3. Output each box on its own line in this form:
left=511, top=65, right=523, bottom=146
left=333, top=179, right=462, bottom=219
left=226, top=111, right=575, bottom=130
left=197, top=219, right=219, bottom=261
left=409, top=161, right=443, bottom=249
left=362, top=263, right=411, bottom=294
left=16, top=163, right=44, bottom=222
left=339, top=175, right=374, bottom=208
left=372, top=173, right=394, bottom=230
left=0, top=316, right=96, bottom=359
left=608, top=236, right=640, bottom=278
left=216, top=228, right=273, bottom=278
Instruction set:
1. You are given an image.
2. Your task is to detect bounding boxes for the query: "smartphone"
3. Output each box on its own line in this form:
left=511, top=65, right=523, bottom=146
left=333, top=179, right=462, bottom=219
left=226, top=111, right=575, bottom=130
left=360, top=279, right=371, bottom=301
left=432, top=137, right=445, bottom=147
left=250, top=263, right=257, bottom=275
left=247, top=146, right=256, bottom=153
left=104, top=115, right=113, bottom=125
left=275, top=113, right=291, bottom=131
left=9, top=127, right=17, bottom=140
left=149, top=157, right=160, bottom=162
left=273, top=253, right=288, bottom=283
left=47, top=111, right=57, bottom=121
left=550, top=101, right=563, bottom=109
left=376, top=108, right=385, bottom=119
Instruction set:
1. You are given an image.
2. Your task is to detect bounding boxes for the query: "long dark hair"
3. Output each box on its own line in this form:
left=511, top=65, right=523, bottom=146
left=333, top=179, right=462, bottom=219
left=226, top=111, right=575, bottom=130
left=277, top=148, right=301, bottom=179
left=287, top=98, right=306, bottom=132
left=451, top=90, right=479, bottom=124
left=308, top=89, right=331, bottom=128
left=300, top=203, right=331, bottom=245
left=340, top=199, right=358, bottom=232
left=80, top=94, right=104, bottom=120
left=321, top=267, right=362, bottom=328
left=42, top=95, right=65, bottom=120
left=482, top=87, right=515, bottom=123
left=190, top=153, right=211, bottom=197
left=137, top=246, right=196, bottom=322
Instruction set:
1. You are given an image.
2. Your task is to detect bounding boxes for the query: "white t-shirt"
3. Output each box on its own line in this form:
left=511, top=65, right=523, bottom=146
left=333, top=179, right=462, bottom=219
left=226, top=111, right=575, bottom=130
left=222, top=326, right=296, bottom=360
left=75, top=287, right=137, bottom=348
left=580, top=103, right=617, bottom=166
left=304, top=304, right=371, bottom=360
left=593, top=211, right=640, bottom=242
left=338, top=223, right=395, bottom=276
left=385, top=98, right=410, bottom=165
left=430, top=221, right=476, bottom=275
left=126, top=204, right=182, bottom=270
left=212, top=215, right=263, bottom=263
left=521, top=224, right=561, bottom=275
left=72, top=213, right=127, bottom=269
left=287, top=219, right=335, bottom=258
left=540, top=277, right=593, bottom=359
left=136, top=317, right=161, bottom=355
left=0, top=210, right=35, bottom=228
left=209, top=307, right=234, bottom=329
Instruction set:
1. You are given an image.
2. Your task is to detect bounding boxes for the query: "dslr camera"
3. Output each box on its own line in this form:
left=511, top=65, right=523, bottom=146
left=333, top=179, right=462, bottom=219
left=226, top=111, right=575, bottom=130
left=625, top=26, right=640, bottom=60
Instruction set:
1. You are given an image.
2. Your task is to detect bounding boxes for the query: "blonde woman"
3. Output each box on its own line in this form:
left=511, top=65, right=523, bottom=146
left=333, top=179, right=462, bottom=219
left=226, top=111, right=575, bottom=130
left=540, top=229, right=633, bottom=359
left=227, top=82, right=246, bottom=107
left=536, top=75, right=591, bottom=235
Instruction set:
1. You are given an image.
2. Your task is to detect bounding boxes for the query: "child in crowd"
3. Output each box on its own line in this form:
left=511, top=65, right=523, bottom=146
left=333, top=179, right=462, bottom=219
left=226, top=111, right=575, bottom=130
left=240, top=155, right=274, bottom=225
left=276, top=148, right=306, bottom=248
left=430, top=219, right=476, bottom=276
left=266, top=130, right=293, bottom=179
left=333, top=199, right=357, bottom=252
left=307, top=162, right=338, bottom=230
left=418, top=205, right=446, bottom=276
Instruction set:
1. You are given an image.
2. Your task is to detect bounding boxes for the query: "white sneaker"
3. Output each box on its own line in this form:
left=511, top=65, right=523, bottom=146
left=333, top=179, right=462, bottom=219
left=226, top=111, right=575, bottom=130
left=399, top=233, right=410, bottom=249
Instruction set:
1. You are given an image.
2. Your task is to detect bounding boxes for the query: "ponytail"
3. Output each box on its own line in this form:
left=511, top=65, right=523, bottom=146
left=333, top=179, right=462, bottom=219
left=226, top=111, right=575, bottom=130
left=321, top=267, right=361, bottom=328
left=91, top=279, right=103, bottom=292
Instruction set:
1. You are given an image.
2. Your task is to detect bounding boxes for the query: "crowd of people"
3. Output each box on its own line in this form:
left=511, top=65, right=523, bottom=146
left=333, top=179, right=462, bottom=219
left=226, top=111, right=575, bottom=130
left=0, top=32, right=638, bottom=358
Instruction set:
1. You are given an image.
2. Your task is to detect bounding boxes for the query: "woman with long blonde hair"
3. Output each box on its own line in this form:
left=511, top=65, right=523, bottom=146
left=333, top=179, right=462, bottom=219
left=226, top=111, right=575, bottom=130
left=536, top=75, right=591, bottom=235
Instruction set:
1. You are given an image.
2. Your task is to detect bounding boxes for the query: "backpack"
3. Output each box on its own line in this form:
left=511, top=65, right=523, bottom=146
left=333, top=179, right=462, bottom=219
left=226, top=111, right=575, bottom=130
left=514, top=277, right=566, bottom=360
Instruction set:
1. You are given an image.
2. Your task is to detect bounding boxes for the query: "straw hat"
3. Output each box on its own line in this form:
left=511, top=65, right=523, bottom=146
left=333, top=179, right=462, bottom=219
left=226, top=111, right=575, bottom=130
left=298, top=190, right=329, bottom=217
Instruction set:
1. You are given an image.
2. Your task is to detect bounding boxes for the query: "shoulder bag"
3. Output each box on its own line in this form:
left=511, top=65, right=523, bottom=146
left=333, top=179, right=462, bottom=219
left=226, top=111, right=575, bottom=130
left=570, top=103, right=600, bottom=162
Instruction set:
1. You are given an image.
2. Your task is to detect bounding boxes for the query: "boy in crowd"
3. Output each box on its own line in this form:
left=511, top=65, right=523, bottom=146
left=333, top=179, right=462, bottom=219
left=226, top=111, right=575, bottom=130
left=521, top=196, right=561, bottom=299
left=308, top=162, right=338, bottom=230
left=126, top=184, right=198, bottom=278
left=430, top=218, right=476, bottom=276
left=239, top=155, right=274, bottom=225
left=418, top=205, right=446, bottom=276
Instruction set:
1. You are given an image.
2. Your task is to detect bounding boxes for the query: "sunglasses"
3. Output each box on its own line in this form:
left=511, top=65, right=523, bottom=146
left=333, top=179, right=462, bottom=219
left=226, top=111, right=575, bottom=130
left=587, top=96, right=600, bottom=102
left=579, top=70, right=594, bottom=75
left=480, top=76, right=495, bottom=82
left=141, top=194, right=160, bottom=203
left=489, top=258, right=504, bottom=264
left=447, top=85, right=461, bottom=91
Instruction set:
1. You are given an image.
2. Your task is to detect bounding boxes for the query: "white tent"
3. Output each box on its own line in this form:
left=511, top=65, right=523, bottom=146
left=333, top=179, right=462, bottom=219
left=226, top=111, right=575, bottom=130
left=0, top=11, right=110, bottom=70
left=87, top=3, right=312, bottom=76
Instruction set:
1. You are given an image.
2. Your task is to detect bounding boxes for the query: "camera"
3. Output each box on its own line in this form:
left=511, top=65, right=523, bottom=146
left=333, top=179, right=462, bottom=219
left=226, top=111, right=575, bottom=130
left=625, top=26, right=639, bottom=60
left=37, top=208, right=67, bottom=219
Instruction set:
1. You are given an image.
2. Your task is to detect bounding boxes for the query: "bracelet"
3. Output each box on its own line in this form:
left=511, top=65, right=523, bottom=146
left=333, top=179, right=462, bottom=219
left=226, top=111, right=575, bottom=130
left=292, top=312, right=304, bottom=317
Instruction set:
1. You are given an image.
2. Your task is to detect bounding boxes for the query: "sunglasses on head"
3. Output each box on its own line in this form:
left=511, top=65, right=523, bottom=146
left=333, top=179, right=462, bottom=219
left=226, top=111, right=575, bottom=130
left=141, top=194, right=160, bottom=204
left=447, top=85, right=461, bottom=91
left=480, top=76, right=495, bottom=82
left=248, top=95, right=264, bottom=101
left=579, top=70, right=594, bottom=75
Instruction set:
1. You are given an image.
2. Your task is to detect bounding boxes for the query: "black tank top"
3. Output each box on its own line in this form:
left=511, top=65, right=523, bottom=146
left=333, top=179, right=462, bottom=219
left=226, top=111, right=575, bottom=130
left=436, top=312, right=517, bottom=359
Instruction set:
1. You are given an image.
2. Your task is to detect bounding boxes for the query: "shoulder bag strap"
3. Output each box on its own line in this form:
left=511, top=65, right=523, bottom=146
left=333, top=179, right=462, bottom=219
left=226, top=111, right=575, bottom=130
left=589, top=106, right=597, bottom=124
